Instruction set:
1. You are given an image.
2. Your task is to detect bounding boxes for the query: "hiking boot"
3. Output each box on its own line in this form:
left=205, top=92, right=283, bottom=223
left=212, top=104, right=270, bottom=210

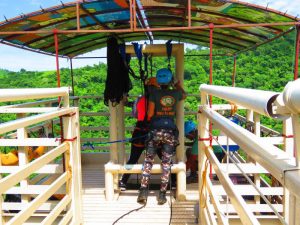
left=137, top=187, right=148, bottom=204
left=157, top=190, right=167, bottom=205
left=118, top=181, right=126, bottom=191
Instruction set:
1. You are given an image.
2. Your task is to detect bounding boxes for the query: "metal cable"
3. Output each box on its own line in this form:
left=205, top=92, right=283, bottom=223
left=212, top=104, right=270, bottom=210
left=206, top=129, right=287, bottom=225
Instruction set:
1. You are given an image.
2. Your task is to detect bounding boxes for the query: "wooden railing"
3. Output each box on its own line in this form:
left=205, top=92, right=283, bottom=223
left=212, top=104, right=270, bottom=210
left=198, top=82, right=300, bottom=225
left=0, top=88, right=82, bottom=225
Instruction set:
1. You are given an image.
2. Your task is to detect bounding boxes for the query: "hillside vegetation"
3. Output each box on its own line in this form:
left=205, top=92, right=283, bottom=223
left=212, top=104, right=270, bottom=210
left=0, top=31, right=297, bottom=146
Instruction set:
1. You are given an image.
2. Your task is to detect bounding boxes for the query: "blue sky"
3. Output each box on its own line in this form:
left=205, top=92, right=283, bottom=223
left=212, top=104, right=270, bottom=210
left=0, top=0, right=299, bottom=71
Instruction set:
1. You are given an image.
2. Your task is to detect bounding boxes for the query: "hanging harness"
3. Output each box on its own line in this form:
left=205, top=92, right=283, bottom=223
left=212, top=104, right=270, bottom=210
left=132, top=42, right=149, bottom=82
left=104, top=37, right=132, bottom=106
left=166, top=40, right=173, bottom=70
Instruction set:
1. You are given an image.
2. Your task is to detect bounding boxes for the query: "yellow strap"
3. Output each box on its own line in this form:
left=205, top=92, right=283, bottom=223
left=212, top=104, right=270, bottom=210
left=199, top=159, right=209, bottom=209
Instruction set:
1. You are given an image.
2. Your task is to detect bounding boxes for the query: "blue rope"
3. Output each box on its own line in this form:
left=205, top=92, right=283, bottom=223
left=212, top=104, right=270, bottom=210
left=82, top=134, right=148, bottom=150
left=132, top=42, right=143, bottom=62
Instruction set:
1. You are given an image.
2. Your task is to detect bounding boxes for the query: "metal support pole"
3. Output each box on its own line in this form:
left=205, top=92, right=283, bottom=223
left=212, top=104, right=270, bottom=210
left=133, top=0, right=137, bottom=30
left=294, top=25, right=300, bottom=80
left=129, top=0, right=133, bottom=30
left=76, top=0, right=81, bottom=31
left=54, top=30, right=65, bottom=169
left=209, top=23, right=214, bottom=106
left=188, top=0, right=191, bottom=28
left=70, top=58, right=75, bottom=96
left=54, top=30, right=60, bottom=88
left=232, top=55, right=237, bottom=87
left=208, top=23, right=214, bottom=152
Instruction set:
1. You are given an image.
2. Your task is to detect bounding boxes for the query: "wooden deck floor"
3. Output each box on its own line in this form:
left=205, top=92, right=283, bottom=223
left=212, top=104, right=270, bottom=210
left=82, top=164, right=198, bottom=225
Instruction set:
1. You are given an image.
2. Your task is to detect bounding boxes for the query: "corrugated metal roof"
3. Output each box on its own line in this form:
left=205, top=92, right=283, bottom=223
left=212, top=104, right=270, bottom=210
left=0, top=0, right=297, bottom=58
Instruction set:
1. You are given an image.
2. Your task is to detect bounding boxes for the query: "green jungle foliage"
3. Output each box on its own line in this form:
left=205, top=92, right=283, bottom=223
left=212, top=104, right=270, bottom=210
left=0, top=31, right=297, bottom=153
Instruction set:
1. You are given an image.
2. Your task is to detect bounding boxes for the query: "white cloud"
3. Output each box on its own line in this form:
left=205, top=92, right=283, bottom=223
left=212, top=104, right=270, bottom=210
left=0, top=45, right=106, bottom=72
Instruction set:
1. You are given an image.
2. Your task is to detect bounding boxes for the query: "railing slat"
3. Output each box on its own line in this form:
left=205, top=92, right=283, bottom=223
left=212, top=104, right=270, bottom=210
left=0, top=108, right=74, bottom=135
left=206, top=147, right=260, bottom=225
left=0, top=138, right=59, bottom=146
left=0, top=164, right=63, bottom=174
left=5, top=185, right=65, bottom=195
left=0, top=107, right=59, bottom=113
left=7, top=172, right=69, bottom=225
left=57, top=208, right=72, bottom=225
left=0, top=142, right=68, bottom=194
left=41, top=194, right=71, bottom=225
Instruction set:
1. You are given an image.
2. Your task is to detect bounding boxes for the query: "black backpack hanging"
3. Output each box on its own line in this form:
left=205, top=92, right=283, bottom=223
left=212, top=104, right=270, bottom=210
left=104, top=37, right=132, bottom=106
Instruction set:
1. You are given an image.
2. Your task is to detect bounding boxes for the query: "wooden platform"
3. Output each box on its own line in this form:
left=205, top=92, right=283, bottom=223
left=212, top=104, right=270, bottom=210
left=82, top=164, right=198, bottom=225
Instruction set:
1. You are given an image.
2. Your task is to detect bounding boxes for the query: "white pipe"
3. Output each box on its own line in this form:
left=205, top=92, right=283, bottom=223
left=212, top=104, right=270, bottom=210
left=282, top=79, right=300, bottom=114
left=0, top=87, right=70, bottom=102
left=0, top=108, right=75, bottom=135
left=105, top=163, right=185, bottom=174
left=200, top=84, right=280, bottom=118
left=199, top=106, right=300, bottom=199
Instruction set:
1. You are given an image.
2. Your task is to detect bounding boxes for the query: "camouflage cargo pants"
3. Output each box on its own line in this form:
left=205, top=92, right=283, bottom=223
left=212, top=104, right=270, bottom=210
left=141, top=129, right=178, bottom=191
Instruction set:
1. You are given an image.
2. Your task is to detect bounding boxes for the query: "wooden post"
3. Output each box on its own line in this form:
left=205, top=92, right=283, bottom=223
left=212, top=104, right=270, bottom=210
left=63, top=108, right=83, bottom=224
left=199, top=92, right=210, bottom=225
left=105, top=163, right=114, bottom=201
left=253, top=112, right=261, bottom=205
left=246, top=109, right=254, bottom=163
left=17, top=113, right=30, bottom=203
left=283, top=117, right=294, bottom=223
left=109, top=101, right=118, bottom=163
left=117, top=99, right=125, bottom=165
left=175, top=44, right=186, bottom=200
left=288, top=114, right=300, bottom=224
left=175, top=44, right=185, bottom=162
left=108, top=101, right=118, bottom=193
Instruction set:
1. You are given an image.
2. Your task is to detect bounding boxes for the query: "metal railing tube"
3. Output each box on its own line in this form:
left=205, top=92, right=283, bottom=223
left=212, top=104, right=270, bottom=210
left=0, top=87, right=70, bottom=102
left=200, top=84, right=280, bottom=118
left=199, top=106, right=300, bottom=199
left=282, top=79, right=300, bottom=114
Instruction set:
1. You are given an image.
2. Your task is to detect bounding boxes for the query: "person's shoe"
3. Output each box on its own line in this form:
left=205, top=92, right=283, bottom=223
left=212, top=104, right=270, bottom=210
left=157, top=190, right=167, bottom=205
left=118, top=181, right=126, bottom=191
left=137, top=187, right=148, bottom=204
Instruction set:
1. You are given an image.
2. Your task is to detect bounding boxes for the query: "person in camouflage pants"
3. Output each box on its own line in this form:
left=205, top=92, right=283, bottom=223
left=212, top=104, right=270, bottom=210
left=141, top=129, right=179, bottom=192
left=137, top=68, right=186, bottom=205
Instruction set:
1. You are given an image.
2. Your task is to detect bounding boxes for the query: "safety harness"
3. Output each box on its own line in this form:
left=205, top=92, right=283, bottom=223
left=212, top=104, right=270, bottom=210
left=104, top=37, right=132, bottom=106
left=166, top=40, right=173, bottom=70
